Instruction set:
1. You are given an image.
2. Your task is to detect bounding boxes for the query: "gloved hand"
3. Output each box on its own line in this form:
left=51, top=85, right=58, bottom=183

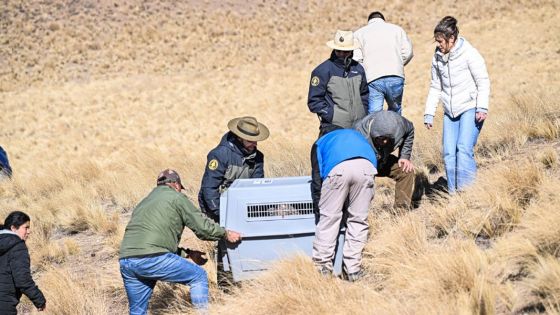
left=178, top=247, right=208, bottom=266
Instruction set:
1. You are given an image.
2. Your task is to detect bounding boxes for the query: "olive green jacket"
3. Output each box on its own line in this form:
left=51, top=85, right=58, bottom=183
left=119, top=185, right=226, bottom=259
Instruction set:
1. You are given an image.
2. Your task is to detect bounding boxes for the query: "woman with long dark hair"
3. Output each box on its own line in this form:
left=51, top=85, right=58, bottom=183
left=424, top=16, right=490, bottom=193
left=0, top=211, right=46, bottom=314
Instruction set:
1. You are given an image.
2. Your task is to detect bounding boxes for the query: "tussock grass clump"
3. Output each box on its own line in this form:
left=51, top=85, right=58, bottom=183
left=539, top=148, right=558, bottom=170
left=213, top=256, right=399, bottom=315
left=36, top=267, right=117, bottom=315
left=365, top=214, right=429, bottom=279
left=518, top=200, right=560, bottom=258
left=488, top=179, right=560, bottom=313
left=501, top=163, right=543, bottom=207
left=524, top=256, right=560, bottom=313
left=490, top=199, right=560, bottom=281
left=32, top=238, right=80, bottom=268
left=427, top=161, right=545, bottom=239
left=512, top=96, right=560, bottom=142
left=412, top=241, right=495, bottom=314
left=476, top=95, right=559, bottom=161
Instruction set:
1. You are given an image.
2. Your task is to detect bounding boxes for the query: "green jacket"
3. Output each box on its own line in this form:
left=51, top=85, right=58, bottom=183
left=119, top=185, right=226, bottom=259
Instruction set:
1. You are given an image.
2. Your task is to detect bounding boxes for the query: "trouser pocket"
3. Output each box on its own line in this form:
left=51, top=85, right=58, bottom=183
left=324, top=173, right=344, bottom=190
left=363, top=171, right=375, bottom=189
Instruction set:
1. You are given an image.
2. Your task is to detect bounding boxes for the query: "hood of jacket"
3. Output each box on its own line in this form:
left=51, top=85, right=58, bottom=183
left=354, top=111, right=408, bottom=155
left=0, top=230, right=22, bottom=255
left=369, top=116, right=398, bottom=140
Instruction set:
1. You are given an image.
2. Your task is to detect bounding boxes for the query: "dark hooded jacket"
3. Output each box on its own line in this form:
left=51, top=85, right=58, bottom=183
left=307, top=51, right=369, bottom=133
left=198, top=132, right=264, bottom=221
left=0, top=230, right=46, bottom=314
left=354, top=110, right=414, bottom=166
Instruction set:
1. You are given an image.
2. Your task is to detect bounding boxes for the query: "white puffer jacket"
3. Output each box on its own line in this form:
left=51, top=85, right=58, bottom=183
left=424, top=37, right=490, bottom=122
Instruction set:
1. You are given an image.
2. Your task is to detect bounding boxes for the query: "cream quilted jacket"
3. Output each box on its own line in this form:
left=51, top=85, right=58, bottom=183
left=424, top=37, right=490, bottom=122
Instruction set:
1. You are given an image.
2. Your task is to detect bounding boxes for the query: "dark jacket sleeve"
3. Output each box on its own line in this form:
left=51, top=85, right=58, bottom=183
left=177, top=195, right=226, bottom=241
left=398, top=116, right=415, bottom=160
left=307, top=65, right=334, bottom=123
left=0, top=146, right=12, bottom=177
left=252, top=151, right=265, bottom=178
left=10, top=242, right=46, bottom=309
left=310, top=142, right=322, bottom=216
left=199, top=149, right=228, bottom=216
left=358, top=65, right=370, bottom=113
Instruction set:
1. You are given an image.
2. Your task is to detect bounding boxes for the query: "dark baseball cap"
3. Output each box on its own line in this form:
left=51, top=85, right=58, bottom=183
left=157, top=169, right=185, bottom=190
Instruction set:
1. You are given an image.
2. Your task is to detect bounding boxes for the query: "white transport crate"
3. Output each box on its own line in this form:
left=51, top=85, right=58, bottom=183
left=219, top=176, right=345, bottom=282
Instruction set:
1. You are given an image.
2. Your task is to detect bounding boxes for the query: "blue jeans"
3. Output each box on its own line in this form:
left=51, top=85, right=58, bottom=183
left=443, top=108, right=484, bottom=193
left=120, top=253, right=209, bottom=314
left=367, top=76, right=404, bottom=114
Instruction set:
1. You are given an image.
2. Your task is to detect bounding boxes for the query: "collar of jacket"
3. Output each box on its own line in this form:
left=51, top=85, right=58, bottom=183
left=435, top=36, right=466, bottom=61
left=0, top=229, right=18, bottom=236
left=224, top=132, right=257, bottom=158
left=328, top=50, right=352, bottom=68
left=155, top=184, right=173, bottom=191
left=367, top=18, right=384, bottom=25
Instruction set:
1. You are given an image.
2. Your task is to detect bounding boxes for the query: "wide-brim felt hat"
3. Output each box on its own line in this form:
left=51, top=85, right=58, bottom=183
left=227, top=116, right=270, bottom=142
left=326, top=30, right=359, bottom=51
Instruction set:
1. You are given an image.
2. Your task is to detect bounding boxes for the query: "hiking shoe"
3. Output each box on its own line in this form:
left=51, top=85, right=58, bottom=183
left=316, top=265, right=333, bottom=278
left=344, top=269, right=366, bottom=282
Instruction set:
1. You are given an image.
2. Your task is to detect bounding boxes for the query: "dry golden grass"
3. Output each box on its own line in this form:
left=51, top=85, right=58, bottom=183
left=36, top=267, right=119, bottom=315
left=1, top=0, right=559, bottom=314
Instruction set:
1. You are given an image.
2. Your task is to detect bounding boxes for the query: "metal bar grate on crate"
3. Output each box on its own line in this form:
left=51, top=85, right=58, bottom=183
left=246, top=201, right=313, bottom=219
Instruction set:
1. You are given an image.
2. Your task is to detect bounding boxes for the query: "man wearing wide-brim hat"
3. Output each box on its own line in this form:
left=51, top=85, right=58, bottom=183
left=307, top=30, right=369, bottom=136
left=198, top=116, right=269, bottom=223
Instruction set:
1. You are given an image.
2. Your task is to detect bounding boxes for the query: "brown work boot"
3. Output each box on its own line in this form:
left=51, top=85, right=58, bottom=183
left=343, top=269, right=366, bottom=282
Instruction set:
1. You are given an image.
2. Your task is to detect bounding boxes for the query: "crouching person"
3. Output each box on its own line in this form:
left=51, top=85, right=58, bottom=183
left=310, top=127, right=377, bottom=281
left=119, top=169, right=241, bottom=314
left=354, top=110, right=416, bottom=210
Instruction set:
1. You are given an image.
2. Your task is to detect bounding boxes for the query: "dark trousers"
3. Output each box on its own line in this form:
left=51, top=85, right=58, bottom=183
left=377, top=155, right=415, bottom=210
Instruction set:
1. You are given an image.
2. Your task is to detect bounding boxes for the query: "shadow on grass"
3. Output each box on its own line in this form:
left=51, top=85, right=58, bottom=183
left=412, top=173, right=448, bottom=208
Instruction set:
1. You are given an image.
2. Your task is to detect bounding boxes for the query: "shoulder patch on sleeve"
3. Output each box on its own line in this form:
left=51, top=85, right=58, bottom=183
left=311, top=76, right=320, bottom=86
left=208, top=159, right=219, bottom=170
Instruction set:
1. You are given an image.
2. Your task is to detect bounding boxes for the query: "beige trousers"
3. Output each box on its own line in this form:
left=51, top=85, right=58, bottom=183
left=312, top=158, right=376, bottom=274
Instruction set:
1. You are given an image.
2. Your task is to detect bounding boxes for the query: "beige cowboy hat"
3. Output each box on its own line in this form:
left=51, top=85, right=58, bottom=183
left=326, top=30, right=359, bottom=51
left=228, top=116, right=270, bottom=142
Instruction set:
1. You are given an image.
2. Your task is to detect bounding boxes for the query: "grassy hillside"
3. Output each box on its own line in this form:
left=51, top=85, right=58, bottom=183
left=0, top=0, right=559, bottom=314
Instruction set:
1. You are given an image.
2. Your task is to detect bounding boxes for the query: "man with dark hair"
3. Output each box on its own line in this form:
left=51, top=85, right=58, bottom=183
left=198, top=116, right=269, bottom=223
left=354, top=111, right=416, bottom=210
left=354, top=11, right=413, bottom=115
left=307, top=30, right=369, bottom=136
left=368, top=11, right=385, bottom=21
left=119, top=169, right=241, bottom=314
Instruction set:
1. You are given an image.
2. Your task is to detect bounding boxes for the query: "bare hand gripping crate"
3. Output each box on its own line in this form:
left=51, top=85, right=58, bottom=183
left=219, top=176, right=345, bottom=282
